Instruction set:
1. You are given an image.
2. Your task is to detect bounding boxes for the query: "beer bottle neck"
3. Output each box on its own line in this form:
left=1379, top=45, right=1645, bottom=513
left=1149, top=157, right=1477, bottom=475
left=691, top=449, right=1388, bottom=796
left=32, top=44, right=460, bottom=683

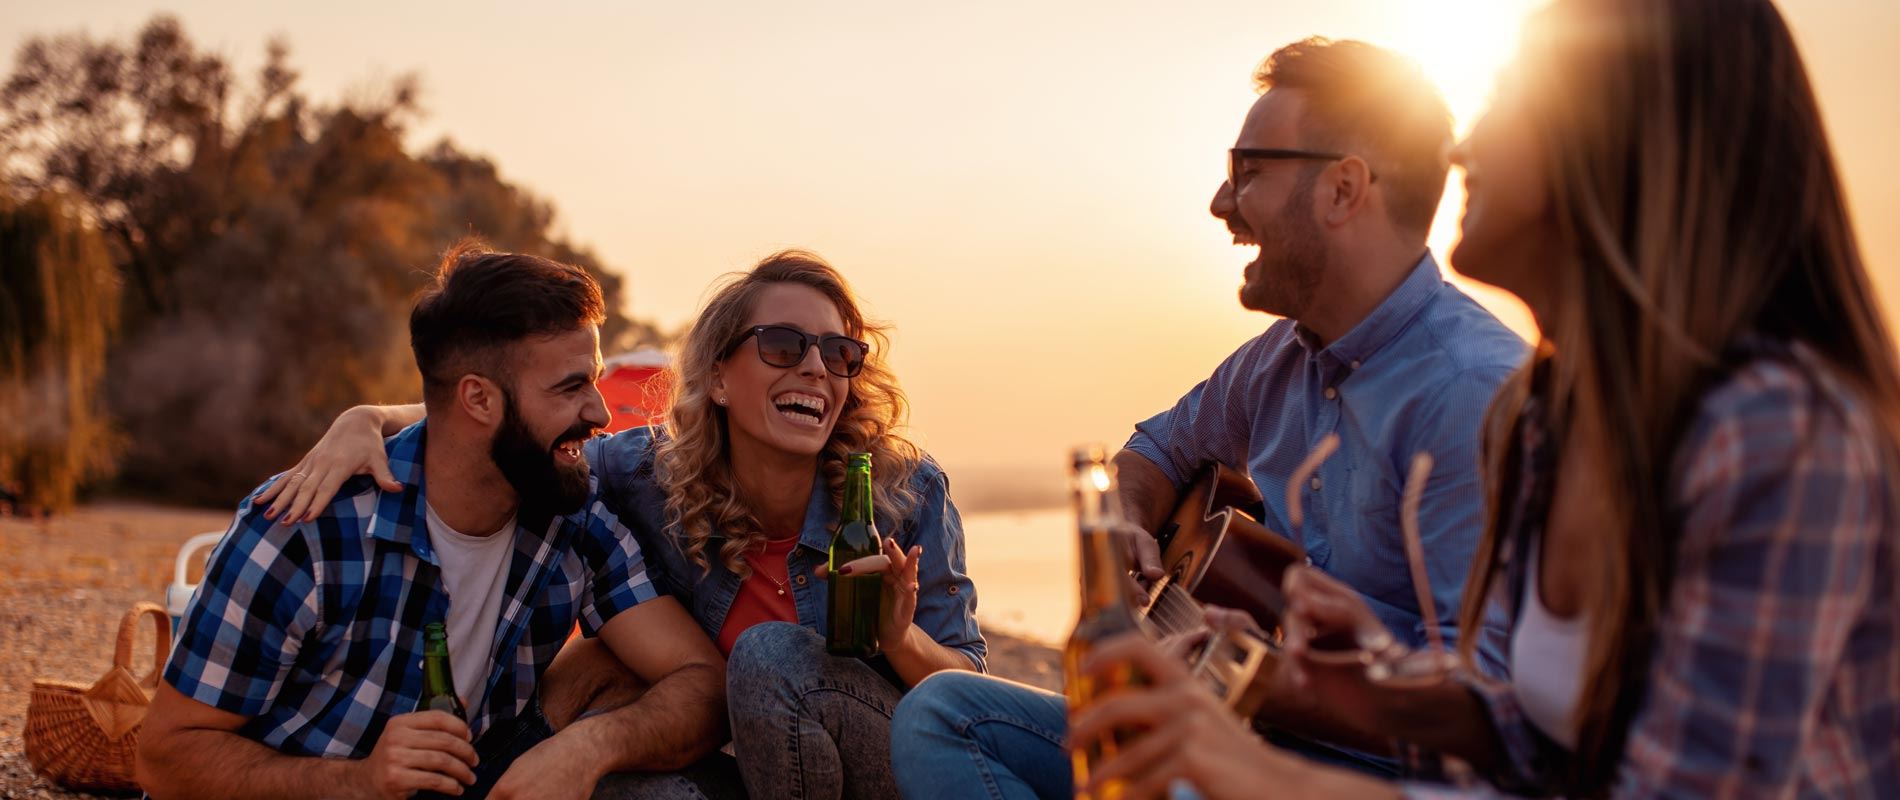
left=423, top=631, right=456, bottom=696
left=841, top=467, right=873, bottom=524
left=1077, top=524, right=1132, bottom=614
left=424, top=653, right=454, bottom=693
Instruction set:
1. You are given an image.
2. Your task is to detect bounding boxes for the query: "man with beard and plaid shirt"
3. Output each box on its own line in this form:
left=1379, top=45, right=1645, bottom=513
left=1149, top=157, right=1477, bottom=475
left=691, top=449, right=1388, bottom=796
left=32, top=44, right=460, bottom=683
left=137, top=243, right=731, bottom=800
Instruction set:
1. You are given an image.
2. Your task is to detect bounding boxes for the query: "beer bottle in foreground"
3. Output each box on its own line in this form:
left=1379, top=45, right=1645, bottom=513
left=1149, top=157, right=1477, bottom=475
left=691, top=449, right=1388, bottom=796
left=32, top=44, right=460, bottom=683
left=420, top=622, right=466, bottom=719
left=827, top=452, right=883, bottom=657
left=1063, top=445, right=1147, bottom=800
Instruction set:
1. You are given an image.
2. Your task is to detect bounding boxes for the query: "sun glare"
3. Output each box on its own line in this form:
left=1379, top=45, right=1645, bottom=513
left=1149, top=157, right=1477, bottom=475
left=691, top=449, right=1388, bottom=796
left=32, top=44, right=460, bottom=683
left=1386, top=0, right=1541, bottom=136
left=1379, top=0, right=1546, bottom=340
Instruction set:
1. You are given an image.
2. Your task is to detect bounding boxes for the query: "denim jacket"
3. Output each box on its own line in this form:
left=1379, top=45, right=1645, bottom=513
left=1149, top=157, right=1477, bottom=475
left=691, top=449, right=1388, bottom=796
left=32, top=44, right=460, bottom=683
left=585, top=426, right=986, bottom=677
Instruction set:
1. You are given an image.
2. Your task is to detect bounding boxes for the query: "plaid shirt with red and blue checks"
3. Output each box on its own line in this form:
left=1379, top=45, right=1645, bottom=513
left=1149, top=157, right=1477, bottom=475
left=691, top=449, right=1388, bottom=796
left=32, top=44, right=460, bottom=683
left=162, top=421, right=658, bottom=758
left=1408, top=343, right=1899, bottom=798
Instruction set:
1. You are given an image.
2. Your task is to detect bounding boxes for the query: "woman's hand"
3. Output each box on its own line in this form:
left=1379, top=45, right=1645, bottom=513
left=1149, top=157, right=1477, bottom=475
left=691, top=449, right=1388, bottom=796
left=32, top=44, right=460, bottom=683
left=815, top=537, right=923, bottom=645
left=1281, top=565, right=1397, bottom=665
left=1279, top=564, right=1402, bottom=732
left=873, top=537, right=923, bottom=644
left=1069, top=633, right=1396, bottom=800
left=258, top=405, right=402, bottom=523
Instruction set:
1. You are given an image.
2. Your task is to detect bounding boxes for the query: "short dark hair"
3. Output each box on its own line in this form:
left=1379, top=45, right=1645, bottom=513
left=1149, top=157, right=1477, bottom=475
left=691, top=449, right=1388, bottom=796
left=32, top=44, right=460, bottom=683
left=1255, top=37, right=1452, bottom=234
left=409, top=239, right=606, bottom=407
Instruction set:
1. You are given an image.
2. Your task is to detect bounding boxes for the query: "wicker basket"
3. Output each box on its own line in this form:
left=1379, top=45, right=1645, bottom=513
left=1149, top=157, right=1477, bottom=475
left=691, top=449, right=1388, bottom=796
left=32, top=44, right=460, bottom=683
left=24, top=602, right=171, bottom=793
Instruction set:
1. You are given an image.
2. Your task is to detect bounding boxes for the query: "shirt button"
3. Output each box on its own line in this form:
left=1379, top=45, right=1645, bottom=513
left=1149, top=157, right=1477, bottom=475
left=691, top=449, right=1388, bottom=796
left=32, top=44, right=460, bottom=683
left=794, top=575, right=808, bottom=586
left=1324, top=387, right=1338, bottom=400
left=1310, top=476, right=1322, bottom=491
left=1350, top=360, right=1362, bottom=370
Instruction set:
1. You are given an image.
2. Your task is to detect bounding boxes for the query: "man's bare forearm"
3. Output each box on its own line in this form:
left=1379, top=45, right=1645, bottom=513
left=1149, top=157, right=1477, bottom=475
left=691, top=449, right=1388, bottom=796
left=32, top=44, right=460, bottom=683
left=1256, top=676, right=1505, bottom=774
left=139, top=728, right=363, bottom=800
left=1254, top=690, right=1397, bottom=757
left=1113, top=449, right=1179, bottom=533
left=558, top=661, right=727, bottom=775
left=1375, top=680, right=1508, bottom=774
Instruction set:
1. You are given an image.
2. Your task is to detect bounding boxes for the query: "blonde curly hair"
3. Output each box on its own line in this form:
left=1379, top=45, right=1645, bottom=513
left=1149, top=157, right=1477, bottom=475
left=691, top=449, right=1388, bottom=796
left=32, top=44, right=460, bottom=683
left=655, top=250, right=923, bottom=577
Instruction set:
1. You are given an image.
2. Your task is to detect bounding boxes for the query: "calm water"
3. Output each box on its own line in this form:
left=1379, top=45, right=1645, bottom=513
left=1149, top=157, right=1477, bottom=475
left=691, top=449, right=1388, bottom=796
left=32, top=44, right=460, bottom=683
left=962, top=507, right=1077, bottom=645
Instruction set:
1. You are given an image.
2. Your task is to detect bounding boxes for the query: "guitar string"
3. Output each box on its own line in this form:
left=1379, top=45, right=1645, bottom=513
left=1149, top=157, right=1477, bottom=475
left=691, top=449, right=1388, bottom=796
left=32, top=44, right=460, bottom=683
left=1143, top=582, right=1210, bottom=637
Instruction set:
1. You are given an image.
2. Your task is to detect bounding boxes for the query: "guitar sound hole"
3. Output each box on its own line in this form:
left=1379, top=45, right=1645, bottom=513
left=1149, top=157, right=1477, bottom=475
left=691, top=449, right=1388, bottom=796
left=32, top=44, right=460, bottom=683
left=1170, top=551, right=1193, bottom=583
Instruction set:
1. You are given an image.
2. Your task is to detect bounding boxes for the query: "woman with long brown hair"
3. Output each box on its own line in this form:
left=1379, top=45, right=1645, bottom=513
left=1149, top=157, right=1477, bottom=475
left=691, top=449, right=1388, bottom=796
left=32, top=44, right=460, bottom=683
left=265, top=250, right=984, bottom=798
left=1065, top=0, right=1900, bottom=796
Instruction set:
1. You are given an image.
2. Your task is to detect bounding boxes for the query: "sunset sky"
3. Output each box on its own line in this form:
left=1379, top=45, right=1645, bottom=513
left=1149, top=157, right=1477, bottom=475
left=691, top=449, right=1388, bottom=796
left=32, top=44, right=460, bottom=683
left=7, top=0, right=1897, bottom=491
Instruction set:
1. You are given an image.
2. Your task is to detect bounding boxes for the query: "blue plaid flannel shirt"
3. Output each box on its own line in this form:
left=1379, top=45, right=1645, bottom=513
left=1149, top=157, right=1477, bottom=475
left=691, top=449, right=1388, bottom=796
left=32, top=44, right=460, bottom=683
left=163, top=421, right=658, bottom=758
left=1405, top=342, right=1900, bottom=797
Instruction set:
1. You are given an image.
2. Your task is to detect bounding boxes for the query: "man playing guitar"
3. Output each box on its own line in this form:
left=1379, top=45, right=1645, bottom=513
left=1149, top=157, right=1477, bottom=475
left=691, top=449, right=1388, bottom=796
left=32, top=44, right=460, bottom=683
left=889, top=36, right=1526, bottom=797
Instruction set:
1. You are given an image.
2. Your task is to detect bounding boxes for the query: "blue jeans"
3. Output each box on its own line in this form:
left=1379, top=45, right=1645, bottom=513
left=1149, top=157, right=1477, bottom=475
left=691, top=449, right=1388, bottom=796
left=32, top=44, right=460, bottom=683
left=891, top=673, right=1380, bottom=799
left=726, top=622, right=908, bottom=799
left=889, top=671, right=1071, bottom=800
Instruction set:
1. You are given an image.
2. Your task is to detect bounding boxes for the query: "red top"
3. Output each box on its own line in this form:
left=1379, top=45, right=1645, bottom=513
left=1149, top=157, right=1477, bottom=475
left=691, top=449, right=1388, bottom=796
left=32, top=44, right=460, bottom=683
left=717, top=531, right=802, bottom=656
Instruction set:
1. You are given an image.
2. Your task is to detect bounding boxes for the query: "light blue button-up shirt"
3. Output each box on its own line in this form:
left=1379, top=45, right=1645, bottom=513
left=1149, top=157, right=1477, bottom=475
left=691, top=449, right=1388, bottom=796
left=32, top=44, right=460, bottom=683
left=1125, top=253, right=1525, bottom=675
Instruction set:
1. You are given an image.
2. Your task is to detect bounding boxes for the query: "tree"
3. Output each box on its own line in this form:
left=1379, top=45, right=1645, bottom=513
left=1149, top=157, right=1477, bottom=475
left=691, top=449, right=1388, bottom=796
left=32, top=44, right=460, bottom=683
left=0, top=191, right=121, bottom=511
left=0, top=15, right=664, bottom=505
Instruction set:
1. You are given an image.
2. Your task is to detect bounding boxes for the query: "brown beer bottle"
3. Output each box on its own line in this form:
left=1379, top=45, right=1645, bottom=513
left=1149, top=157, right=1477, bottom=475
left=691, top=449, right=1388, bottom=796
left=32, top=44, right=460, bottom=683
left=1063, top=445, right=1147, bottom=800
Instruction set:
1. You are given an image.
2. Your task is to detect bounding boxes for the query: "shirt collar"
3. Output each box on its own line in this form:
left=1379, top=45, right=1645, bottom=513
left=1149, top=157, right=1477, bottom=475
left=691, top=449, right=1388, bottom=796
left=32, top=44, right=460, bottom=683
left=1296, top=251, right=1444, bottom=370
left=366, top=420, right=436, bottom=563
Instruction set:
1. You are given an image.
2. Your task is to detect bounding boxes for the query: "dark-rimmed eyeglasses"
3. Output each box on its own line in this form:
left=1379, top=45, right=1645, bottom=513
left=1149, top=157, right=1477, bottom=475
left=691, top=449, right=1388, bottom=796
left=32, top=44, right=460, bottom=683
left=1228, top=148, right=1376, bottom=189
left=726, top=325, right=869, bottom=378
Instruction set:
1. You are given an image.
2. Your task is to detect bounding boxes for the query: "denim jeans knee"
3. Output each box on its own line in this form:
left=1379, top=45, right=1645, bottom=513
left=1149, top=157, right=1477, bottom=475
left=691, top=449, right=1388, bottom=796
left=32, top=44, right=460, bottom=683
left=726, top=621, right=822, bottom=697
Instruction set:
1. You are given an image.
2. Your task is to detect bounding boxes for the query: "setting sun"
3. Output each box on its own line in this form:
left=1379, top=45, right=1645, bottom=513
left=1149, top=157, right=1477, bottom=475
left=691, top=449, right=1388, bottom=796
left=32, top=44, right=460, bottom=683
left=1387, top=0, right=1542, bottom=136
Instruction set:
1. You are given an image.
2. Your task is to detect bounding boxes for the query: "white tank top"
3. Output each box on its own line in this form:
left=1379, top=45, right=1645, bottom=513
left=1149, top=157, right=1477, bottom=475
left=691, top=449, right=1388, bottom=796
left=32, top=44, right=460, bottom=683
left=1510, top=537, right=1588, bottom=750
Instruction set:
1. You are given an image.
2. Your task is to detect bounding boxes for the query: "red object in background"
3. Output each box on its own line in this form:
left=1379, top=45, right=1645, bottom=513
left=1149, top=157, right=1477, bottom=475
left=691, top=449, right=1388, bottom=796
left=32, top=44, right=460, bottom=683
left=600, top=349, right=672, bottom=433
left=572, top=349, right=670, bottom=644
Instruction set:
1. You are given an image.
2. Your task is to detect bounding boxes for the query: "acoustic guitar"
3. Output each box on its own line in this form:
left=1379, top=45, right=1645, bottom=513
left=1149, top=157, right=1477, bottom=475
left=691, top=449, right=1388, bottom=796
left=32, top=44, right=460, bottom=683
left=1139, top=463, right=1308, bottom=717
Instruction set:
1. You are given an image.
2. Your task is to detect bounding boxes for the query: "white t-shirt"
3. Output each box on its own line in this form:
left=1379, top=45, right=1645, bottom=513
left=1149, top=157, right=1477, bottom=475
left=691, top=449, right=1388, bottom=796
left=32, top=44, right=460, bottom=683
left=424, top=501, right=517, bottom=715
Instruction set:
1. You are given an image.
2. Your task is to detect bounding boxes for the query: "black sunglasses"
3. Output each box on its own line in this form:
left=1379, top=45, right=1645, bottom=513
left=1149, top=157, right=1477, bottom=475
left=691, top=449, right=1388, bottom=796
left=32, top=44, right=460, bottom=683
left=727, top=325, right=869, bottom=378
left=1228, top=147, right=1377, bottom=188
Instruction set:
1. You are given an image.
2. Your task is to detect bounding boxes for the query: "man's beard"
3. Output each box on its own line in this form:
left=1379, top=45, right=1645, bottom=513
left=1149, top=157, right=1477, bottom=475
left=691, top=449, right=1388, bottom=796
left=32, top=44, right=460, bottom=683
left=1239, top=174, right=1328, bottom=318
left=491, top=389, right=595, bottom=519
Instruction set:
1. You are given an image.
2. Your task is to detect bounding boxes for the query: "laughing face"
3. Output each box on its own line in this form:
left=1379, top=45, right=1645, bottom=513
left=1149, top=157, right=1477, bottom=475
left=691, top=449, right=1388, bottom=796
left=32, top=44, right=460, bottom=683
left=490, top=325, right=609, bottom=517
left=1210, top=89, right=1330, bottom=319
left=713, top=283, right=853, bottom=461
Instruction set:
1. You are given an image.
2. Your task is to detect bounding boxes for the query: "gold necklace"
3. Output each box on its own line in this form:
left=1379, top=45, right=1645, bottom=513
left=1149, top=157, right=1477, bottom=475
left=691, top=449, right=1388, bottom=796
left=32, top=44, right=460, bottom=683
left=747, top=557, right=790, bottom=596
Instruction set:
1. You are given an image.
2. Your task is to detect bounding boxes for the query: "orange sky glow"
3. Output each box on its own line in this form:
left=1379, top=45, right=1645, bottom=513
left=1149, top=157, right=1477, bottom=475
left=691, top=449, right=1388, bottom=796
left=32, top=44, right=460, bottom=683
left=6, top=0, right=1896, bottom=487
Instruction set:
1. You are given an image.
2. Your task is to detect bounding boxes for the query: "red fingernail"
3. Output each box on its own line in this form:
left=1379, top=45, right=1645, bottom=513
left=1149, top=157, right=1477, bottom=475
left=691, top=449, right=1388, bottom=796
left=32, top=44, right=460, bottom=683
left=838, top=566, right=853, bottom=575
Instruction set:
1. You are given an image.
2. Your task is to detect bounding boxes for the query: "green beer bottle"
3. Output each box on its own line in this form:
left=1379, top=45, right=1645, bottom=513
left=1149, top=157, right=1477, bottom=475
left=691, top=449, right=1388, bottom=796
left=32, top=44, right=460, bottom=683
left=420, top=622, right=467, bottom=719
left=826, top=452, right=883, bottom=657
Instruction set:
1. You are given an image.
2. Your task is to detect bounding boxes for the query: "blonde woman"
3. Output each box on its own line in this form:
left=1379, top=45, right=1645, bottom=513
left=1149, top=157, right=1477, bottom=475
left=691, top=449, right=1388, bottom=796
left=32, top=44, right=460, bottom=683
left=1064, top=0, right=1900, bottom=797
left=265, top=251, right=984, bottom=798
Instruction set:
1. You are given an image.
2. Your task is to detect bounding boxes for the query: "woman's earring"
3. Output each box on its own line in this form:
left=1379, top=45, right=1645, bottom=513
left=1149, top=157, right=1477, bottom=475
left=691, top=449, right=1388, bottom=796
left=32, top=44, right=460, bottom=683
left=715, top=395, right=727, bottom=406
